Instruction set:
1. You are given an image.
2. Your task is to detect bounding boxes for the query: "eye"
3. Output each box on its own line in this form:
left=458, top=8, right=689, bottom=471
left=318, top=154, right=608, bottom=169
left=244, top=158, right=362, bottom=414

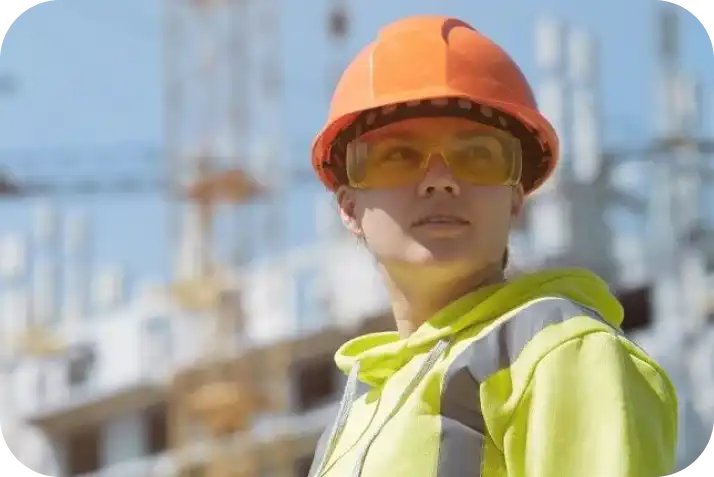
left=380, top=146, right=422, bottom=164
left=454, top=138, right=503, bottom=164
left=462, top=145, right=495, bottom=160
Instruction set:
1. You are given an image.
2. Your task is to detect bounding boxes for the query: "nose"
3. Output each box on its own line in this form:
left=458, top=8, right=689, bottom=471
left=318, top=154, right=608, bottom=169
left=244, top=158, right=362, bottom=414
left=417, top=155, right=461, bottom=197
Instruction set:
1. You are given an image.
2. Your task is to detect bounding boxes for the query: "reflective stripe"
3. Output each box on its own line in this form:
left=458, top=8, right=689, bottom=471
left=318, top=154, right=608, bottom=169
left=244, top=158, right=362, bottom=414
left=308, top=382, right=373, bottom=477
left=439, top=351, right=486, bottom=476
left=438, top=296, right=608, bottom=476
left=352, top=339, right=450, bottom=477
left=308, top=419, right=335, bottom=477
left=310, top=339, right=450, bottom=477
left=310, top=363, right=363, bottom=477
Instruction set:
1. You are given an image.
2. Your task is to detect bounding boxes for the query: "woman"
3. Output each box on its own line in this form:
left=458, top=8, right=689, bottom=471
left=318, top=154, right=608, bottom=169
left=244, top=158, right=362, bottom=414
left=306, top=15, right=678, bottom=477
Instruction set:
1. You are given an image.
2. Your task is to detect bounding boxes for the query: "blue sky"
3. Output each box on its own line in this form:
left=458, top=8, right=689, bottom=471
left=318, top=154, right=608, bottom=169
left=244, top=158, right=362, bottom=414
left=0, top=0, right=712, bottom=285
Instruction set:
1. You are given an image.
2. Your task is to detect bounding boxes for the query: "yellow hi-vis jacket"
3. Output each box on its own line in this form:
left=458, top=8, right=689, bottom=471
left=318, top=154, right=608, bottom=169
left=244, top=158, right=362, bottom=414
left=307, top=268, right=678, bottom=477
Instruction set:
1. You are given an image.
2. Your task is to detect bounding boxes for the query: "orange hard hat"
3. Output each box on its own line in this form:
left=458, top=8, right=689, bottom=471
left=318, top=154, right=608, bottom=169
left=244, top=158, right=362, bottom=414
left=311, top=15, right=559, bottom=195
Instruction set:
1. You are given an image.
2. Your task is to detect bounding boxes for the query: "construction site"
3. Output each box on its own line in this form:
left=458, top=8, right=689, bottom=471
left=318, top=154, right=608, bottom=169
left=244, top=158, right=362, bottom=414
left=0, top=1, right=713, bottom=477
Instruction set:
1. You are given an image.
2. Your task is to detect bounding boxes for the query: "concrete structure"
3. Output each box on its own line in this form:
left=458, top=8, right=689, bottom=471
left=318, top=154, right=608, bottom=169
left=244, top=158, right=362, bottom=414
left=0, top=224, right=393, bottom=477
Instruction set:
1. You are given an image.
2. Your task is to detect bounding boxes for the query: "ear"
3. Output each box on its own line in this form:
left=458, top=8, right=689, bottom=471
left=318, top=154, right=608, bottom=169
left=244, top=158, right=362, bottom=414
left=336, top=185, right=363, bottom=237
left=510, top=184, right=525, bottom=220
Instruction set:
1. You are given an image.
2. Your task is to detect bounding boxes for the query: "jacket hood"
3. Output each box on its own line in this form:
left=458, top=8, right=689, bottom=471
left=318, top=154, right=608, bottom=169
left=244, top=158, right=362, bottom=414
left=334, top=267, right=623, bottom=387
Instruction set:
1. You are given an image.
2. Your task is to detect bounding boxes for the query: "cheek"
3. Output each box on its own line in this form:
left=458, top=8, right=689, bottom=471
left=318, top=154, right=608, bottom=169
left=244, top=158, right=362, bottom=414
left=470, top=193, right=514, bottom=231
left=358, top=192, right=413, bottom=247
left=356, top=190, right=412, bottom=228
left=360, top=208, right=406, bottom=242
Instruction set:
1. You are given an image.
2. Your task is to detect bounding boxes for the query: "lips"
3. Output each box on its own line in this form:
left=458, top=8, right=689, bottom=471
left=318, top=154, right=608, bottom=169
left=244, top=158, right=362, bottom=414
left=412, top=215, right=471, bottom=227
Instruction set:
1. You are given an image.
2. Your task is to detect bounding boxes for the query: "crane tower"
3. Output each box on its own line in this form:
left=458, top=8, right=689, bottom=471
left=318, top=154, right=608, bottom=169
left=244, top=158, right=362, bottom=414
left=164, top=0, right=261, bottom=282
left=163, top=1, right=264, bottom=476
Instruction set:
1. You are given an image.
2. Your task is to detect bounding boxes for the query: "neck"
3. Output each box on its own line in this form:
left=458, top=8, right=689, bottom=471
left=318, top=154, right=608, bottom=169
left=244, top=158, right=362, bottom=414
left=379, top=261, right=505, bottom=338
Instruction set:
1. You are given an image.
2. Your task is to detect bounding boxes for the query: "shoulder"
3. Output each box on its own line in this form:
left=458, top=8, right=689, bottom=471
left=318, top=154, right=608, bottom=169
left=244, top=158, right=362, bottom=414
left=449, top=296, right=623, bottom=383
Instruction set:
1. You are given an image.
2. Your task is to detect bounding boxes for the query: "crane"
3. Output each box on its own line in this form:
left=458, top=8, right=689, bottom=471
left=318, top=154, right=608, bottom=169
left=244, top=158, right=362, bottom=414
left=162, top=0, right=281, bottom=475
left=165, top=1, right=355, bottom=474
left=0, top=144, right=314, bottom=199
left=1, top=1, right=355, bottom=475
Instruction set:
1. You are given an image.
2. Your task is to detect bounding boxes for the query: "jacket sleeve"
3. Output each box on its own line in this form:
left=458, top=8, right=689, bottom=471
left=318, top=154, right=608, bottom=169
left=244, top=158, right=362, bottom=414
left=503, top=331, right=679, bottom=477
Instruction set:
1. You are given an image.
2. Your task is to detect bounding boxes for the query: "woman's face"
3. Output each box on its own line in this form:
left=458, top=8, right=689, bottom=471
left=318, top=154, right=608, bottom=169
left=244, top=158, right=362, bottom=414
left=337, top=117, right=524, bottom=268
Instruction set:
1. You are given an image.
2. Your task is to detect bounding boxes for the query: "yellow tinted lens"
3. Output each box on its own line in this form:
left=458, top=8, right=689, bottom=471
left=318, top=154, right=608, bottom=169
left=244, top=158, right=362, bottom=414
left=445, top=133, right=521, bottom=185
left=346, top=128, right=521, bottom=188
left=347, top=139, right=426, bottom=187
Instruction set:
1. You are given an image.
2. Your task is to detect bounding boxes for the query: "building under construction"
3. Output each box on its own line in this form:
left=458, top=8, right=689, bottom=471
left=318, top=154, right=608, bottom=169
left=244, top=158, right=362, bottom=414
left=0, top=2, right=713, bottom=477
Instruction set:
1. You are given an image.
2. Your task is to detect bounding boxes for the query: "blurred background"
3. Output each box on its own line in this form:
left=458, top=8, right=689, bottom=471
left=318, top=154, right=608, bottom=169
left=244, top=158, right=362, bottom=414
left=0, top=0, right=712, bottom=476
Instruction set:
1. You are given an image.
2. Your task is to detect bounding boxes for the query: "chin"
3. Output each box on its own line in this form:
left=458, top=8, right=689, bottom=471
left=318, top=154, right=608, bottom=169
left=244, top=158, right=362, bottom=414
left=404, top=240, right=477, bottom=265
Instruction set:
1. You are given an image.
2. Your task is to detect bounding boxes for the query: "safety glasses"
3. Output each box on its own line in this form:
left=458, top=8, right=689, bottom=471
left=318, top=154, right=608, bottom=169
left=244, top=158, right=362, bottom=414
left=344, top=124, right=523, bottom=189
